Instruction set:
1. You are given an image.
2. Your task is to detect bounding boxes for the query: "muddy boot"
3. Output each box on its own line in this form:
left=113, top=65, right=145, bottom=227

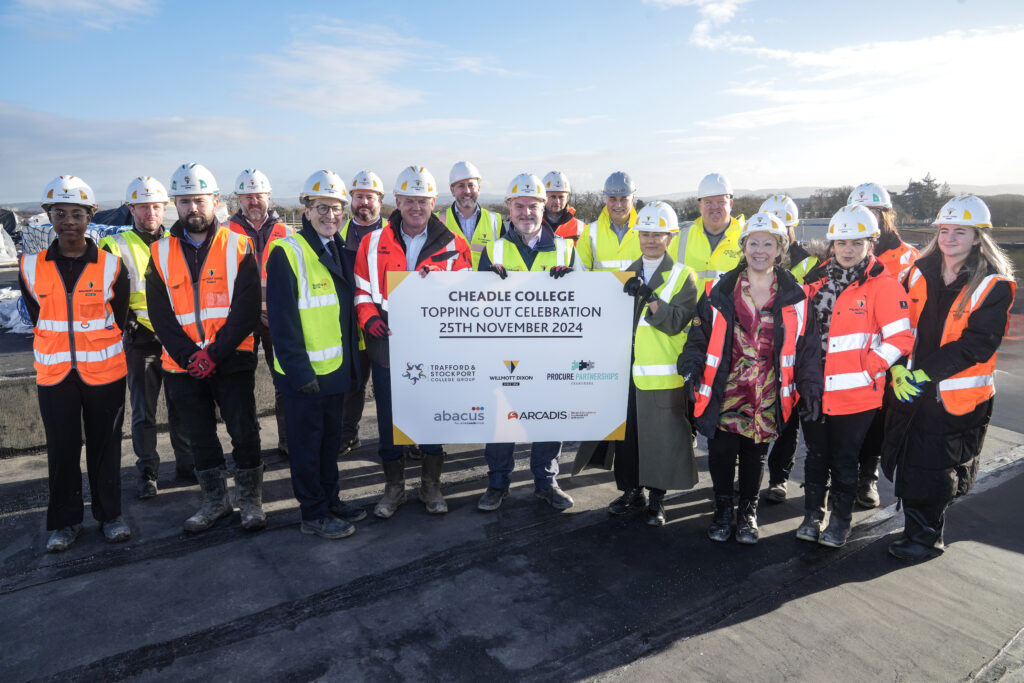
left=373, top=458, right=406, bottom=519
left=819, top=491, right=854, bottom=548
left=796, top=482, right=828, bottom=542
left=707, top=495, right=734, bottom=542
left=235, top=466, right=267, bottom=531
left=735, top=497, right=759, bottom=544
left=419, top=453, right=448, bottom=514
left=184, top=468, right=233, bottom=533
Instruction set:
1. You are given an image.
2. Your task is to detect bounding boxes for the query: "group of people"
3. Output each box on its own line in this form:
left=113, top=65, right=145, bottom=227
left=20, top=164, right=1014, bottom=563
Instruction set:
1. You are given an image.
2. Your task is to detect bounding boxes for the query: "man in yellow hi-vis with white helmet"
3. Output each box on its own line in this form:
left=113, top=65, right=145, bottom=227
left=678, top=172, right=744, bottom=296
left=476, top=173, right=577, bottom=512
left=99, top=177, right=194, bottom=499
left=576, top=171, right=641, bottom=271
left=440, top=161, right=504, bottom=268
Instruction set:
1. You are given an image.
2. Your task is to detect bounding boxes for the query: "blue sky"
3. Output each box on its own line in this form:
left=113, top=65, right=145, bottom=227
left=1, top=0, right=1022, bottom=204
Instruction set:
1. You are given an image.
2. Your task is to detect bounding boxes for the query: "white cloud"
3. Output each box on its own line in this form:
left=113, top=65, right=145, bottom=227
left=644, top=0, right=754, bottom=47
left=557, top=115, right=610, bottom=126
left=432, top=57, right=517, bottom=77
left=350, top=119, right=489, bottom=136
left=5, top=0, right=156, bottom=31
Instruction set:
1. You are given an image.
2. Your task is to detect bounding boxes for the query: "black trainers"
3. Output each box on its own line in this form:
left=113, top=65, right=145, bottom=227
left=138, top=479, right=158, bottom=500
left=46, top=524, right=82, bottom=553
left=329, top=499, right=367, bottom=522
left=477, top=487, right=509, bottom=511
left=301, top=517, right=355, bottom=539
left=608, top=488, right=647, bottom=515
left=102, top=516, right=132, bottom=543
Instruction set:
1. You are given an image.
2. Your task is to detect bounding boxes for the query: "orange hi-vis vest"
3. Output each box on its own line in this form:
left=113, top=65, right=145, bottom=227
left=876, top=240, right=919, bottom=283
left=20, top=248, right=127, bottom=386
left=150, top=228, right=255, bottom=372
left=693, top=296, right=809, bottom=424
left=228, top=219, right=293, bottom=312
left=905, top=267, right=1016, bottom=415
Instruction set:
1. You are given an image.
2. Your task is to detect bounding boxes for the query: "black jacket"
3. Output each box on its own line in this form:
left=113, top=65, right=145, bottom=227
left=265, top=219, right=361, bottom=395
left=144, top=220, right=261, bottom=374
left=475, top=222, right=576, bottom=271
left=678, top=264, right=823, bottom=439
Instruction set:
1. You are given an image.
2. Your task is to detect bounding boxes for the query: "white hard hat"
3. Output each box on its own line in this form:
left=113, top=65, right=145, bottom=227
left=351, top=170, right=385, bottom=196
left=827, top=204, right=879, bottom=240
left=933, top=194, right=992, bottom=229
left=758, top=194, right=799, bottom=228
left=169, top=163, right=219, bottom=196
left=542, top=171, right=571, bottom=193
left=505, top=173, right=546, bottom=201
left=698, top=172, right=733, bottom=199
left=395, top=166, right=439, bottom=198
left=301, top=170, right=348, bottom=203
left=634, top=201, right=679, bottom=233
left=449, top=161, right=481, bottom=186
left=125, top=176, right=169, bottom=205
left=848, top=182, right=892, bottom=210
left=42, top=175, right=97, bottom=209
left=235, top=169, right=272, bottom=195
left=741, top=212, right=789, bottom=244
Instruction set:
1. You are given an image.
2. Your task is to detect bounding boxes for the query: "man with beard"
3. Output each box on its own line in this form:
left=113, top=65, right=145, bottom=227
left=337, top=170, right=388, bottom=455
left=542, top=171, right=586, bottom=243
left=439, top=161, right=503, bottom=268
left=99, top=176, right=194, bottom=499
left=227, top=169, right=293, bottom=457
left=146, top=163, right=264, bottom=533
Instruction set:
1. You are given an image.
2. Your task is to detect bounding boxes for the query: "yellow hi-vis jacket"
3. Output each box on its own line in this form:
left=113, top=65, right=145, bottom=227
left=442, top=206, right=503, bottom=269
left=268, top=233, right=344, bottom=376
left=633, top=261, right=698, bottom=390
left=98, top=229, right=165, bottom=331
left=676, top=216, right=744, bottom=296
left=486, top=233, right=574, bottom=271
left=576, top=206, right=639, bottom=271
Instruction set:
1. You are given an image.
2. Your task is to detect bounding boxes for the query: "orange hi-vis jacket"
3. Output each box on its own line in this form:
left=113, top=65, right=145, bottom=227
left=550, top=207, right=586, bottom=242
left=20, top=248, right=127, bottom=386
left=876, top=239, right=919, bottom=283
left=150, top=228, right=255, bottom=372
left=228, top=218, right=293, bottom=312
left=693, top=291, right=810, bottom=424
left=805, top=256, right=914, bottom=415
left=905, top=266, right=1017, bottom=415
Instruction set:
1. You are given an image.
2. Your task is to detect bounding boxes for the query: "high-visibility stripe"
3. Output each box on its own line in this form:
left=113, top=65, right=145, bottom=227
left=367, top=230, right=384, bottom=303
left=354, top=294, right=374, bottom=305
left=306, top=344, right=343, bottom=362
left=225, top=231, right=243, bottom=306
left=706, top=353, right=720, bottom=368
left=828, top=332, right=872, bottom=353
left=881, top=318, right=911, bottom=337
left=354, top=274, right=373, bottom=293
left=632, top=363, right=678, bottom=376
left=781, top=353, right=795, bottom=368
left=595, top=259, right=632, bottom=270
left=35, top=340, right=124, bottom=365
left=874, top=341, right=904, bottom=366
left=939, top=374, right=994, bottom=391
left=825, top=371, right=873, bottom=391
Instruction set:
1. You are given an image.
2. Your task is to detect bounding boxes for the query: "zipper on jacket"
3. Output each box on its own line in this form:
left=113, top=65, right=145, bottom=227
left=65, top=262, right=87, bottom=373
left=187, top=240, right=206, bottom=344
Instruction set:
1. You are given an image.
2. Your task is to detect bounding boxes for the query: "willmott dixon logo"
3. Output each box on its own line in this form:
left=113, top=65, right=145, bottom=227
left=503, top=360, right=519, bottom=373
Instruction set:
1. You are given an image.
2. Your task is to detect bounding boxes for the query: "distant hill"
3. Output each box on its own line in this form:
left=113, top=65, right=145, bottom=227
left=649, top=184, right=1024, bottom=201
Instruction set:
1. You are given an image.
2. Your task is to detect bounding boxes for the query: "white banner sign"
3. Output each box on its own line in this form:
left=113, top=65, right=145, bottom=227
left=387, top=270, right=633, bottom=444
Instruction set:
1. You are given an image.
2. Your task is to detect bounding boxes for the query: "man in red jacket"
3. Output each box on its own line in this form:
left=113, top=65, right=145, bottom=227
left=542, top=170, right=585, bottom=242
left=354, top=165, right=472, bottom=520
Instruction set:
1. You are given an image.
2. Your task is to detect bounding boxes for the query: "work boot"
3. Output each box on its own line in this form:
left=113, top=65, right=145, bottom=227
left=184, top=468, right=233, bottom=533
left=707, top=495, right=734, bottom=542
left=477, top=487, right=509, bottom=512
left=535, top=485, right=574, bottom=510
left=46, top=524, right=83, bottom=553
left=764, top=480, right=787, bottom=503
left=735, top=498, right=759, bottom=544
left=646, top=489, right=666, bottom=527
left=406, top=444, right=423, bottom=460
left=373, top=458, right=406, bottom=519
left=301, top=516, right=355, bottom=539
left=102, top=516, right=132, bottom=543
left=608, top=487, right=647, bottom=515
left=330, top=498, right=367, bottom=522
left=796, top=482, right=828, bottom=542
left=855, top=475, right=880, bottom=509
left=419, top=453, right=448, bottom=514
left=235, top=467, right=267, bottom=531
left=819, top=492, right=854, bottom=548
left=889, top=504, right=946, bottom=560
left=138, top=479, right=158, bottom=500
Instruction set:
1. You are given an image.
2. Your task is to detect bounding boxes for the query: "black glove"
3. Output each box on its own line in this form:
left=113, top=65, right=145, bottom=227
left=489, top=264, right=508, bottom=280
left=681, top=375, right=698, bottom=403
left=798, top=395, right=822, bottom=423
left=298, top=378, right=320, bottom=394
left=549, top=266, right=571, bottom=278
left=623, top=276, right=655, bottom=301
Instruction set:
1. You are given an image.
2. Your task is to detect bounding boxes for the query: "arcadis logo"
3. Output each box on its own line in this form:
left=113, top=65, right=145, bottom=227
left=506, top=409, right=568, bottom=421
left=434, top=406, right=486, bottom=425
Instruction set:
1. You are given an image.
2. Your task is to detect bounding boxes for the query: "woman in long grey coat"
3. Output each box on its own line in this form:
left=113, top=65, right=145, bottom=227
left=572, top=202, right=699, bottom=526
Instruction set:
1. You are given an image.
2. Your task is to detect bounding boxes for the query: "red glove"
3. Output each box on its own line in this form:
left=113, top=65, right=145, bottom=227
left=364, top=315, right=391, bottom=339
left=549, top=266, right=572, bottom=279
left=187, top=349, right=216, bottom=379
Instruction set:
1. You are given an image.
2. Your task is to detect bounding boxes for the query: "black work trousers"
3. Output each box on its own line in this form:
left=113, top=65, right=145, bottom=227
left=801, top=409, right=877, bottom=501
left=766, top=412, right=800, bottom=486
left=125, top=340, right=193, bottom=479
left=283, top=391, right=344, bottom=521
left=707, top=428, right=769, bottom=499
left=163, top=369, right=261, bottom=471
left=38, top=372, right=126, bottom=529
left=255, top=326, right=287, bottom=448
left=340, top=347, right=371, bottom=442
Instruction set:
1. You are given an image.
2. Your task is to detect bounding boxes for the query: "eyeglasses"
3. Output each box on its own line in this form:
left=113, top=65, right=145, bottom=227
left=49, top=209, right=90, bottom=222
left=314, top=204, right=345, bottom=216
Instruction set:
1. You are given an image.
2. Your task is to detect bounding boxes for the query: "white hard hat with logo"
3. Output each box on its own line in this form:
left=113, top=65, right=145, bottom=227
left=395, top=166, right=439, bottom=198
left=449, top=161, right=481, bottom=186
left=351, top=170, right=385, bottom=196
left=759, top=194, right=799, bottom=228
left=848, top=182, right=892, bottom=210
left=933, top=194, right=992, bottom=229
left=741, top=212, right=789, bottom=244
left=301, top=170, right=348, bottom=203
left=542, top=171, right=571, bottom=194
left=827, top=204, right=879, bottom=240
left=169, top=163, right=219, bottom=196
left=505, top=173, right=546, bottom=201
left=42, top=175, right=97, bottom=209
left=235, top=169, right=272, bottom=195
left=634, top=201, right=679, bottom=233
left=125, top=176, right=169, bottom=205
left=698, top=172, right=733, bottom=199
